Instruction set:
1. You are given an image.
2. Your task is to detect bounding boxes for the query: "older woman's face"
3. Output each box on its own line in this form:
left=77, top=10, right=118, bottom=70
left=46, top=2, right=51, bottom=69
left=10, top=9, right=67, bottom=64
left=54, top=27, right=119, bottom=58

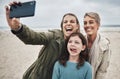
left=62, top=15, right=79, bottom=39
left=84, top=16, right=99, bottom=36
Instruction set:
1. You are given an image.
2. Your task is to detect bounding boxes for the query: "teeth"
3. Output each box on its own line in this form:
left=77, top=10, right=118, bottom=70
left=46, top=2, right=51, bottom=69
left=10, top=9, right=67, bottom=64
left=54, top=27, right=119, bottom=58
left=67, top=27, right=72, bottom=29
left=66, top=27, right=72, bottom=31
left=70, top=48, right=76, bottom=51
left=86, top=28, right=91, bottom=31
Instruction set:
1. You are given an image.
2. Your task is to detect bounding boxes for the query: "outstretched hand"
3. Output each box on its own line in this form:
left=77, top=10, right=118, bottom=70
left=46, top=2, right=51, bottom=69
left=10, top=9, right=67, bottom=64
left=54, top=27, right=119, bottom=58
left=5, top=1, right=21, bottom=30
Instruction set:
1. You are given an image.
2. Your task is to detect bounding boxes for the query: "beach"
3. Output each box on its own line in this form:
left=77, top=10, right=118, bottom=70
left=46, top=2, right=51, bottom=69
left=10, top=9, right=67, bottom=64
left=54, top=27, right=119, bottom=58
left=0, top=29, right=120, bottom=79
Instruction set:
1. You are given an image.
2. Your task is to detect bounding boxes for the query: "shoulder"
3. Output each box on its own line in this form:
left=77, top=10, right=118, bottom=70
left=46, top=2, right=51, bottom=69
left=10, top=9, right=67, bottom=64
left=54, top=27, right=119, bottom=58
left=99, top=34, right=110, bottom=51
left=48, top=29, right=63, bottom=38
left=99, top=34, right=110, bottom=44
left=54, top=61, right=61, bottom=67
left=48, top=29, right=62, bottom=34
left=82, top=62, right=92, bottom=72
left=54, top=61, right=64, bottom=70
left=84, top=62, right=91, bottom=67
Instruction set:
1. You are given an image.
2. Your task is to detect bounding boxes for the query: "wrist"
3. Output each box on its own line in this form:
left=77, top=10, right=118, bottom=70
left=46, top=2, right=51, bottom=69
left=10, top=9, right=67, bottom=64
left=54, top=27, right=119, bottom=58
left=11, top=24, right=23, bottom=34
left=12, top=23, right=22, bottom=31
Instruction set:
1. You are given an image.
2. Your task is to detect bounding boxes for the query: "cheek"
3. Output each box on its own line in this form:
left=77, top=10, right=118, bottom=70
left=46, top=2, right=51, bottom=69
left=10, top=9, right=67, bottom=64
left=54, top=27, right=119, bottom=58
left=62, top=26, right=66, bottom=32
left=96, top=26, right=99, bottom=30
left=62, top=25, right=65, bottom=29
left=93, top=23, right=99, bottom=29
left=78, top=45, right=83, bottom=50
left=84, top=26, right=87, bottom=31
left=73, top=26, right=79, bottom=31
left=84, top=25, right=86, bottom=28
left=67, top=45, right=70, bottom=52
left=93, top=26, right=98, bottom=31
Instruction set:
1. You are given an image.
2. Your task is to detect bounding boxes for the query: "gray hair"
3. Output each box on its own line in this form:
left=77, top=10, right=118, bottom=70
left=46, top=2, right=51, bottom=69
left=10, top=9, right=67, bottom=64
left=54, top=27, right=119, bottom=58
left=84, top=12, right=101, bottom=25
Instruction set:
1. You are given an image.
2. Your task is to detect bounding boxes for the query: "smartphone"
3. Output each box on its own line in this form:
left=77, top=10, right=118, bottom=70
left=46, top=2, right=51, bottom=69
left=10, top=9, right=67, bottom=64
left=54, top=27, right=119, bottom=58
left=10, top=1, right=36, bottom=18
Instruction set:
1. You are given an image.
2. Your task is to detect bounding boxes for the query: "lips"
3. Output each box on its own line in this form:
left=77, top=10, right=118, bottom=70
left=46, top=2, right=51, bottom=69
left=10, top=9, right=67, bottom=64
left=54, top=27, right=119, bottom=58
left=66, top=27, right=73, bottom=31
left=70, top=48, right=77, bottom=52
left=63, top=26, right=74, bottom=37
left=84, top=27, right=92, bottom=32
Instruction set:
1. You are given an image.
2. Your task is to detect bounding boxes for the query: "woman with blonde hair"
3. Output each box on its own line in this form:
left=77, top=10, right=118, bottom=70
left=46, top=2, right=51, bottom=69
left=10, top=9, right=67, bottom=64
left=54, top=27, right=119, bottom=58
left=83, top=12, right=111, bottom=79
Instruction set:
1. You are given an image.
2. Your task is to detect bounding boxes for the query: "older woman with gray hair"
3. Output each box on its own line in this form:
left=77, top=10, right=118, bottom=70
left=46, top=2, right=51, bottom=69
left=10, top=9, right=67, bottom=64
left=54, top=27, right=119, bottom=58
left=83, top=12, right=111, bottom=79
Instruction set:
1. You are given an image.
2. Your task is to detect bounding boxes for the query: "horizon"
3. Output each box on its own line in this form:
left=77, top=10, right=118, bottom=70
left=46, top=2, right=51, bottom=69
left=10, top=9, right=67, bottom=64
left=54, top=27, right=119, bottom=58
left=1, top=24, right=120, bottom=31
left=0, top=0, right=120, bottom=27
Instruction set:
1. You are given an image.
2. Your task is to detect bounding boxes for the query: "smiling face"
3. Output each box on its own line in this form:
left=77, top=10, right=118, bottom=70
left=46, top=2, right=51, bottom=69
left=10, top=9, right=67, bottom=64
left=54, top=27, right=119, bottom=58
left=62, top=15, right=79, bottom=39
left=84, top=16, right=99, bottom=37
left=67, top=35, right=85, bottom=58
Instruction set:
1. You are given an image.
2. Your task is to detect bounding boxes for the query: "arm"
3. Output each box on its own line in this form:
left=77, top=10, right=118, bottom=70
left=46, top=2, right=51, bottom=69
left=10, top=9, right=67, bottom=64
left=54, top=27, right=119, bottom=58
left=5, top=2, right=54, bottom=45
left=85, top=63, right=92, bottom=79
left=5, top=2, right=21, bottom=30
left=96, top=45, right=111, bottom=79
left=52, top=62, right=60, bottom=79
left=12, top=24, right=54, bottom=45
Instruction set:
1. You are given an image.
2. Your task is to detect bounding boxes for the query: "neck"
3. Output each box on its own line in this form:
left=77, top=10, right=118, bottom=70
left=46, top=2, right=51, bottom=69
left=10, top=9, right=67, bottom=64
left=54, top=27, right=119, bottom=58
left=69, top=56, right=79, bottom=63
left=87, top=34, right=97, bottom=48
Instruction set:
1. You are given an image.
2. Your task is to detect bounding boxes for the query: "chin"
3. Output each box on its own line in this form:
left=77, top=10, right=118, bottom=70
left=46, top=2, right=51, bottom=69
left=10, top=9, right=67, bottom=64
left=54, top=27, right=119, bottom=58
left=66, top=33, right=71, bottom=37
left=86, top=32, right=93, bottom=35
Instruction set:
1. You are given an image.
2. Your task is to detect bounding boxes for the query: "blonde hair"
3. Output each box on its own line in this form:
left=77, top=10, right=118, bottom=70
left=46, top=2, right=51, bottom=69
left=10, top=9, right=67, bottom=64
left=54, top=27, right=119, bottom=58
left=84, top=12, right=101, bottom=25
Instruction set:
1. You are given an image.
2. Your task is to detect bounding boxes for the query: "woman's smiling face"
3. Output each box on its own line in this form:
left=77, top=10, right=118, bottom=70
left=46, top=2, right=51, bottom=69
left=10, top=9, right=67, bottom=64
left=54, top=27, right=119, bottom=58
left=62, top=15, right=79, bottom=39
left=84, top=16, right=99, bottom=36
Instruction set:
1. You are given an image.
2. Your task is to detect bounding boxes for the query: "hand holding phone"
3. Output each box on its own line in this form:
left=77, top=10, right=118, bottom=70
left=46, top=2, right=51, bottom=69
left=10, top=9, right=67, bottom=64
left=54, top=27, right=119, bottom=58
left=10, top=1, right=36, bottom=18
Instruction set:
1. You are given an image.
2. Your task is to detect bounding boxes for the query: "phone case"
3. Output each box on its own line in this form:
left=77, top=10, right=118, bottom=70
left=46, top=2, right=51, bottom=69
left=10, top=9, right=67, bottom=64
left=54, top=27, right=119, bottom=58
left=10, top=1, right=36, bottom=18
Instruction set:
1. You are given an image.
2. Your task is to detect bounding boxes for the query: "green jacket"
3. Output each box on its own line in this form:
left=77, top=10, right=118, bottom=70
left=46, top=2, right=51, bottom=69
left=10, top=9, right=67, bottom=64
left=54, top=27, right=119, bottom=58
left=13, top=25, right=65, bottom=79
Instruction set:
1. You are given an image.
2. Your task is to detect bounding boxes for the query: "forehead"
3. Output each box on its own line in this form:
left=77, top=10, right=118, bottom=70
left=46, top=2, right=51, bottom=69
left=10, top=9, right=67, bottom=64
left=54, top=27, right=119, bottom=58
left=84, top=16, right=95, bottom=21
left=69, top=35, right=82, bottom=41
left=63, top=15, right=76, bottom=20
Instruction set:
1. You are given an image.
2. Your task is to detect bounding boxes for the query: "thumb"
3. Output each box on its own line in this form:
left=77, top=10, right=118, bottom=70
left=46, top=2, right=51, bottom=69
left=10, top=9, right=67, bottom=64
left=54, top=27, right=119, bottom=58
left=5, top=5, right=12, bottom=27
left=5, top=5, right=10, bottom=16
left=5, top=5, right=10, bottom=22
left=12, top=18, right=20, bottom=29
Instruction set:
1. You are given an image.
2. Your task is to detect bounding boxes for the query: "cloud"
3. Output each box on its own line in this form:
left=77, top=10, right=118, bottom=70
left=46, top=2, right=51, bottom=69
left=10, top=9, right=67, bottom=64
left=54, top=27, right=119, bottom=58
left=85, top=0, right=120, bottom=6
left=0, top=0, right=120, bottom=28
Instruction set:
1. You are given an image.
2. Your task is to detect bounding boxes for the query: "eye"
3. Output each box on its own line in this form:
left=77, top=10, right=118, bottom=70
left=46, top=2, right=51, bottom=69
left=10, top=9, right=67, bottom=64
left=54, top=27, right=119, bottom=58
left=70, top=20, right=76, bottom=23
left=84, top=21, right=87, bottom=25
left=68, top=40, right=72, bottom=43
left=89, top=21, right=94, bottom=24
left=63, top=20, right=67, bottom=23
left=75, top=41, right=80, bottom=44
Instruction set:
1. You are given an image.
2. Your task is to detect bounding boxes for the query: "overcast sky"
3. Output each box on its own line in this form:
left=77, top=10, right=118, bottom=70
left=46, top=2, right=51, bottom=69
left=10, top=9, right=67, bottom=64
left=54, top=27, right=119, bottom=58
left=0, top=0, right=120, bottom=29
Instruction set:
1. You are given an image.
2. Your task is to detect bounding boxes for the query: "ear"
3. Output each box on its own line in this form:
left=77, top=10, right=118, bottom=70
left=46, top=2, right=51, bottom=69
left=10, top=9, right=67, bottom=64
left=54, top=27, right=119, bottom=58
left=81, top=45, right=86, bottom=51
left=97, top=23, right=100, bottom=30
left=76, top=24, right=80, bottom=32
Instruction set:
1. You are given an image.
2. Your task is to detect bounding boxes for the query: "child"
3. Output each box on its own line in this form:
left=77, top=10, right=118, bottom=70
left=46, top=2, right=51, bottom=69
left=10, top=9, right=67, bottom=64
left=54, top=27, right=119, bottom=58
left=52, top=32, right=92, bottom=79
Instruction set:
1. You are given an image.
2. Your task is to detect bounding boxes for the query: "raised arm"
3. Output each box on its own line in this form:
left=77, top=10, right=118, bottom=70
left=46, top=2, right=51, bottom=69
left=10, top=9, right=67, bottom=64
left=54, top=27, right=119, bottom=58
left=5, top=1, right=21, bottom=30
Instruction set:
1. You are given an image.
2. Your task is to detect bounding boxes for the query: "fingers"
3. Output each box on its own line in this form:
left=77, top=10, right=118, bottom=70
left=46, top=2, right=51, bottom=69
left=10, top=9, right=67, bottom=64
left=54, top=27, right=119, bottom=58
left=13, top=18, right=20, bottom=25
left=12, top=18, right=20, bottom=29
left=9, top=1, right=19, bottom=6
left=5, top=1, right=21, bottom=30
left=5, top=5, right=9, bottom=15
left=5, top=5, right=11, bottom=26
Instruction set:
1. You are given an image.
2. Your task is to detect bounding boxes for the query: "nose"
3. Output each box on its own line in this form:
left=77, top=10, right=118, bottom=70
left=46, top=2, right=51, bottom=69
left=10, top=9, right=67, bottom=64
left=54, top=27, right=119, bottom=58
left=86, top=22, right=90, bottom=26
left=70, top=42, right=75, bottom=46
left=67, top=22, right=71, bottom=25
left=84, top=23, right=90, bottom=28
